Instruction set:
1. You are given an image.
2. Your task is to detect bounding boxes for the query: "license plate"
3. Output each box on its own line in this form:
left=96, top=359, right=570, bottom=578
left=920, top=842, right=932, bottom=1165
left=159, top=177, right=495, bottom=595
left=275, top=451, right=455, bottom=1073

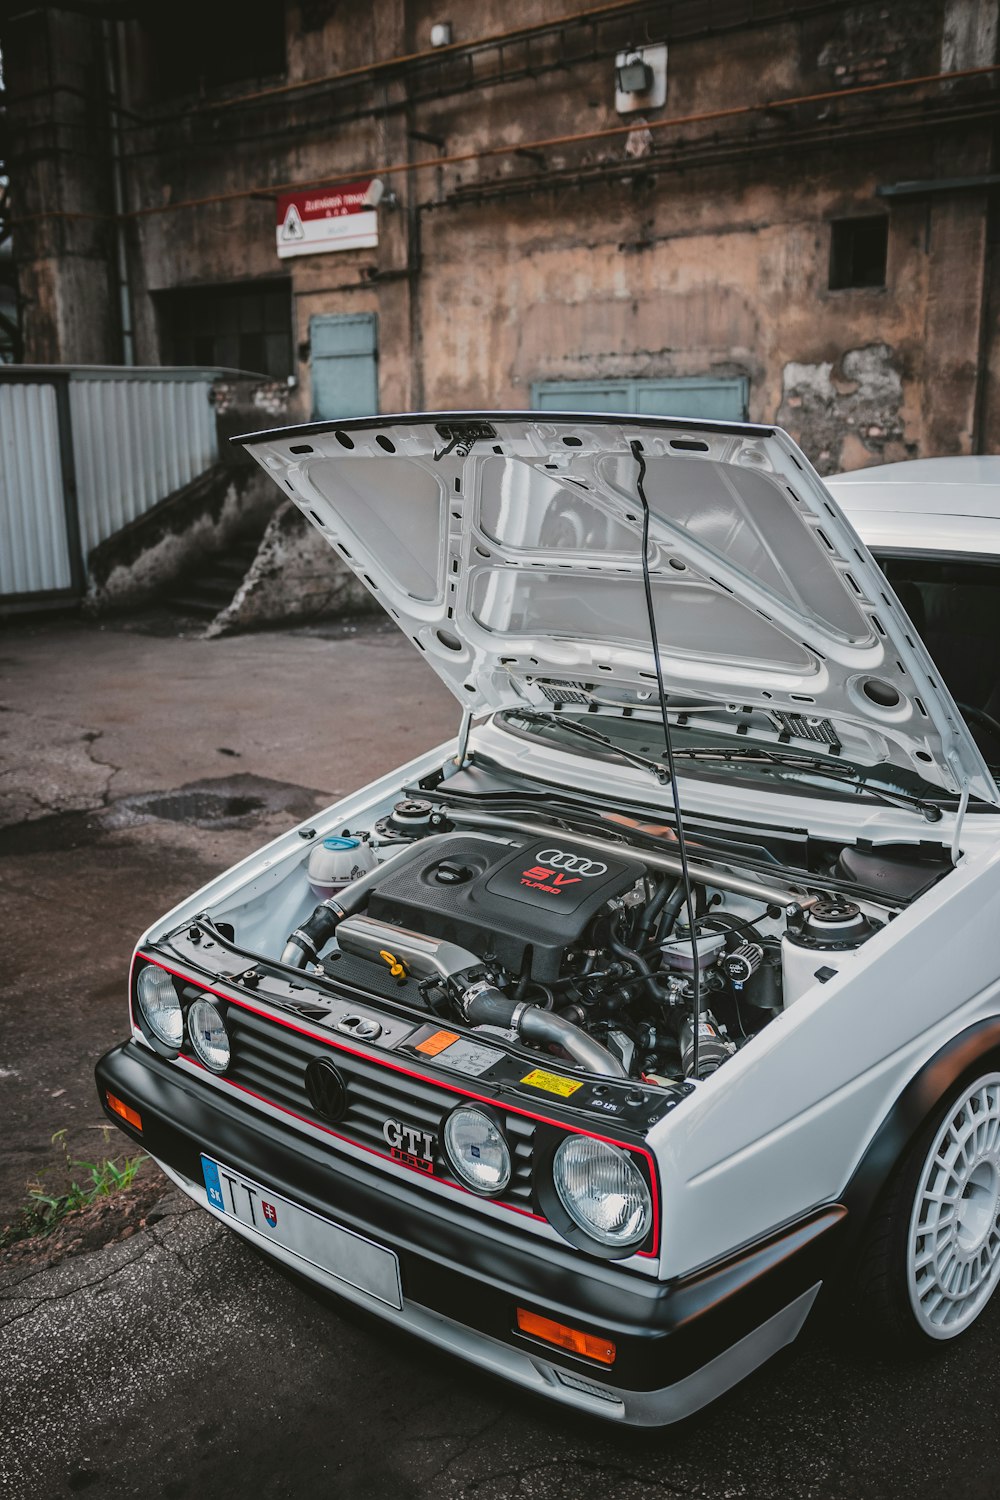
left=200, top=1155, right=402, bottom=1309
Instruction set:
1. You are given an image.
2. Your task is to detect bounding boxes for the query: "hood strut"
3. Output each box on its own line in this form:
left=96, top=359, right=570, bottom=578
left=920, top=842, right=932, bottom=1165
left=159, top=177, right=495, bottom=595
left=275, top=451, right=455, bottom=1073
left=454, top=705, right=473, bottom=770
left=951, top=780, right=971, bottom=865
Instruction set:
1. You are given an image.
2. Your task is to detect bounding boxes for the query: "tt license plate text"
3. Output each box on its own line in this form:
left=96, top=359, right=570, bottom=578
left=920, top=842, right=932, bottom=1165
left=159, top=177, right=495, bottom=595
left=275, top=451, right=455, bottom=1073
left=200, top=1155, right=402, bottom=1309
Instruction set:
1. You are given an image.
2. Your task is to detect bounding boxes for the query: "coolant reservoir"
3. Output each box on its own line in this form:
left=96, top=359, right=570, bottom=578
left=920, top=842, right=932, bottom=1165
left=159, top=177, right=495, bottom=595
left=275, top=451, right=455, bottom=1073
left=307, top=835, right=376, bottom=900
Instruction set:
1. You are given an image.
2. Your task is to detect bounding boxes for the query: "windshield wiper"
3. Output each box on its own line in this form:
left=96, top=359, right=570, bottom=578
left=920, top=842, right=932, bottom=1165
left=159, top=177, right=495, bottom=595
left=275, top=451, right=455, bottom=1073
left=513, top=710, right=671, bottom=782
left=670, top=746, right=944, bottom=822
left=514, top=712, right=945, bottom=820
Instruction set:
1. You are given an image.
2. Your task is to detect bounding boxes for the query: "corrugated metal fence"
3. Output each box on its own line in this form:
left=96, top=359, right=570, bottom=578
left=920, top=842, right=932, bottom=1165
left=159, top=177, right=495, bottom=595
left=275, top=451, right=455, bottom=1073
left=0, top=366, right=220, bottom=607
left=0, top=380, right=75, bottom=597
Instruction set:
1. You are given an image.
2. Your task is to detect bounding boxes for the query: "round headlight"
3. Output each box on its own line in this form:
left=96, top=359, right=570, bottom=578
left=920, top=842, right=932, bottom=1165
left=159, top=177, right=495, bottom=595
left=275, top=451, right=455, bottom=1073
left=552, top=1136, right=652, bottom=1250
left=443, top=1106, right=511, bottom=1194
left=136, top=965, right=183, bottom=1049
left=188, top=997, right=231, bottom=1074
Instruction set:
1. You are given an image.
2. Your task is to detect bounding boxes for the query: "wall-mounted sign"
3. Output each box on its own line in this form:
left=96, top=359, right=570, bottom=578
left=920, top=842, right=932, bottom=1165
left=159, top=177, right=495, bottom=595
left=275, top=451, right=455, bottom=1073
left=276, top=182, right=379, bottom=259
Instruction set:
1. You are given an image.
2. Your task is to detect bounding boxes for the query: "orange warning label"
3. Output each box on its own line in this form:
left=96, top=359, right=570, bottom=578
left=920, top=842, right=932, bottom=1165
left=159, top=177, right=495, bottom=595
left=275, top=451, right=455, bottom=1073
left=415, top=1029, right=461, bottom=1057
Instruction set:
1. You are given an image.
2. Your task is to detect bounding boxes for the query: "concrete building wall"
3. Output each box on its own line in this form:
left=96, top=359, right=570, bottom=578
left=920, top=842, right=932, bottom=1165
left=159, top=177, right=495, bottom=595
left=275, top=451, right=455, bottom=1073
left=5, top=9, right=123, bottom=363
left=6, top=0, right=1000, bottom=475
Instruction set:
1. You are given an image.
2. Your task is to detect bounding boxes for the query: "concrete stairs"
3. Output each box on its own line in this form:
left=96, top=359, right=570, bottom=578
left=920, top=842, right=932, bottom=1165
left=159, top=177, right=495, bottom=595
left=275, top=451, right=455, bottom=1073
left=164, top=534, right=262, bottom=618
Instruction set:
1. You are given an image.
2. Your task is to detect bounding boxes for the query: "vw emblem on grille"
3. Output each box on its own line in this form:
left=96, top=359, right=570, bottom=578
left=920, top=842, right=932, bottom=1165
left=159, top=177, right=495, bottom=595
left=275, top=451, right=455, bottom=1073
left=304, top=1056, right=347, bottom=1122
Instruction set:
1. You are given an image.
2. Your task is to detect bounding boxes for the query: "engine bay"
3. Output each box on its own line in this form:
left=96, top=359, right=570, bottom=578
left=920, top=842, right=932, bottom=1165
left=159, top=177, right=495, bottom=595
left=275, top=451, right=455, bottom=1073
left=195, top=409, right=992, bottom=1095
left=158, top=767, right=954, bottom=1089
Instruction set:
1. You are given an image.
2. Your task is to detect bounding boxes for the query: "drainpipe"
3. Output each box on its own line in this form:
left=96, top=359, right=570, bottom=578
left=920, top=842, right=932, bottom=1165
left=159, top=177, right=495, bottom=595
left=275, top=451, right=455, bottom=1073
left=972, top=129, right=1000, bottom=453
left=102, top=19, right=134, bottom=365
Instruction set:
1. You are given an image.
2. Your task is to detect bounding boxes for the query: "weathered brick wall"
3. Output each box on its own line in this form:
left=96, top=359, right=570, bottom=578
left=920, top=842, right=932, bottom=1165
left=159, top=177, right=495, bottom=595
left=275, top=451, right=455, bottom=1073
left=8, top=0, right=1000, bottom=577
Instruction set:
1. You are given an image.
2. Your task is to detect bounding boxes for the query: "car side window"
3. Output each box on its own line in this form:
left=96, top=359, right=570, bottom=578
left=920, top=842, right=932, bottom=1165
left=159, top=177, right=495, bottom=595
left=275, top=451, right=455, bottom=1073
left=880, top=556, right=1000, bottom=763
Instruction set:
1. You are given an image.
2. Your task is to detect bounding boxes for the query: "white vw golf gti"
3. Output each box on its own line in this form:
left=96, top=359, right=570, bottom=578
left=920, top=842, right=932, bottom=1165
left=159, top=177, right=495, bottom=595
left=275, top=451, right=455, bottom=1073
left=98, top=415, right=1000, bottom=1424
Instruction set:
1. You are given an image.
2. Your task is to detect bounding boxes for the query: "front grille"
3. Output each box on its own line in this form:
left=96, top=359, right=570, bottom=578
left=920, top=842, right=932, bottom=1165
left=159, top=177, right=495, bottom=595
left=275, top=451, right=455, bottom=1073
left=225, top=1004, right=536, bottom=1211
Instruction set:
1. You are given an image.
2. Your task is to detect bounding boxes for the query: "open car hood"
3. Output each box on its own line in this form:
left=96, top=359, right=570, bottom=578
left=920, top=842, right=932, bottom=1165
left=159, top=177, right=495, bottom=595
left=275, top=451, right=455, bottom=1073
left=239, top=413, right=1000, bottom=807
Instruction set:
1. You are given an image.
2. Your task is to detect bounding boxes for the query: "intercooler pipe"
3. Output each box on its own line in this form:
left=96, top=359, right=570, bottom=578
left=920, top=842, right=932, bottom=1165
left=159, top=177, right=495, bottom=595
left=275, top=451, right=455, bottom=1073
left=464, top=980, right=627, bottom=1077
left=335, top=913, right=628, bottom=1078
left=280, top=834, right=463, bottom=968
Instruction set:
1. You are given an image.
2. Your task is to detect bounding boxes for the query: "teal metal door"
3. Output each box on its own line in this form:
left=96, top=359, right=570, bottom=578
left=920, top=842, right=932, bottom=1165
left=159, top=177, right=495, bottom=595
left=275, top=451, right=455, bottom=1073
left=531, top=376, right=748, bottom=421
left=310, top=314, right=378, bottom=420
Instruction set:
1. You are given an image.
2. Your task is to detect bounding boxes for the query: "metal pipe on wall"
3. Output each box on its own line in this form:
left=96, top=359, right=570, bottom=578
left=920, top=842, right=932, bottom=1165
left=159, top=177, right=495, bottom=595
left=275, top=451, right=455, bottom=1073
left=102, top=18, right=133, bottom=365
left=13, top=64, right=1000, bottom=230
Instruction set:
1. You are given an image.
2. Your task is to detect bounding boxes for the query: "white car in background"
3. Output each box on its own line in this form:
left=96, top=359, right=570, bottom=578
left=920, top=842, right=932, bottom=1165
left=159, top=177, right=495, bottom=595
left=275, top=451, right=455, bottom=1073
left=98, top=420, right=1000, bottom=1425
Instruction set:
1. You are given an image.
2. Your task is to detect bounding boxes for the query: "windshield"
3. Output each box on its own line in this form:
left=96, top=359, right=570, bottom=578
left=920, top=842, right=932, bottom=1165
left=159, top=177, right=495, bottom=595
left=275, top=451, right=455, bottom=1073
left=878, top=554, right=1000, bottom=772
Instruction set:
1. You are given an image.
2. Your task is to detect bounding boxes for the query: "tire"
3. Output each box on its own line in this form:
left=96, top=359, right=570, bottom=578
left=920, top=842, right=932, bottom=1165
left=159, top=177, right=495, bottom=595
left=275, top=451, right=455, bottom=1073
left=853, top=1069, right=1000, bottom=1350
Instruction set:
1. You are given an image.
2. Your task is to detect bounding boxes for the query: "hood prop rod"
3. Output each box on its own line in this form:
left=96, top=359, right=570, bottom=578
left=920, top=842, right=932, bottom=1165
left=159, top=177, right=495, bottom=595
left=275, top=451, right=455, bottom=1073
left=631, top=439, right=703, bottom=1079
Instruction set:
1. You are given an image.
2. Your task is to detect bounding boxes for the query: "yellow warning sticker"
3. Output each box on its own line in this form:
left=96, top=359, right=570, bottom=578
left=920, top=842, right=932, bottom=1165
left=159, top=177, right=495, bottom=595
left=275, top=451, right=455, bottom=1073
left=520, top=1068, right=584, bottom=1098
left=416, top=1029, right=461, bottom=1057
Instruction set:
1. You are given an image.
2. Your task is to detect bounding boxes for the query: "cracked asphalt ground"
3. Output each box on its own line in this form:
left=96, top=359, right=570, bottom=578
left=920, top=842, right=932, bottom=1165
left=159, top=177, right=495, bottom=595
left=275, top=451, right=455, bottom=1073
left=0, top=614, right=454, bottom=1215
left=5, top=616, right=1000, bottom=1499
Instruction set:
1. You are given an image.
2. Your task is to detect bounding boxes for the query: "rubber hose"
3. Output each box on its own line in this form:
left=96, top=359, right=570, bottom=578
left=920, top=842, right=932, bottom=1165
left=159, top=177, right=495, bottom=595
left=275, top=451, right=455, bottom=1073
left=609, top=932, right=663, bottom=1005
left=637, top=877, right=678, bottom=946
left=522, top=982, right=555, bottom=1012
left=656, top=879, right=687, bottom=943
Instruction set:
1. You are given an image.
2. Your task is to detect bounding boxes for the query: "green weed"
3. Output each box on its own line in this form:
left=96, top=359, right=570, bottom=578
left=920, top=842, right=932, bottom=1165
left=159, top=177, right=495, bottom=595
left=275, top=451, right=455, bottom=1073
left=0, top=1128, right=147, bottom=1250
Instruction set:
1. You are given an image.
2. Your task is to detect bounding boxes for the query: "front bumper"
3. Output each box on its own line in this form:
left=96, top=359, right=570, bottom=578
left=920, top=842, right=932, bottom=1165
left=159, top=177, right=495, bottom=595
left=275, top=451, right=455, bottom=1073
left=97, top=1040, right=843, bottom=1425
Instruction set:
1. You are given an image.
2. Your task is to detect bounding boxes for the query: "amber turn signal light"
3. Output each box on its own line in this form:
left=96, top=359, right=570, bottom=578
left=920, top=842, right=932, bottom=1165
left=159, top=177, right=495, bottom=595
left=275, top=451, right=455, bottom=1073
left=515, top=1307, right=616, bottom=1366
left=106, top=1091, right=142, bottom=1131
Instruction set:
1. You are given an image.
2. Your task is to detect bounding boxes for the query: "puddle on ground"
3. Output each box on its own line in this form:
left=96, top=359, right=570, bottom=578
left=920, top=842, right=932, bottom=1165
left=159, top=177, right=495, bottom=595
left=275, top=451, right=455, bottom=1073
left=0, top=774, right=325, bottom=856
left=127, top=788, right=266, bottom=824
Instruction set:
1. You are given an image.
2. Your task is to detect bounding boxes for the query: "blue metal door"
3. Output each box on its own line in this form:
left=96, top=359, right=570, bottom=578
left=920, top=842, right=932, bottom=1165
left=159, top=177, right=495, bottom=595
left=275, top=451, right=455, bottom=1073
left=310, top=314, right=378, bottom=420
left=532, top=376, right=748, bottom=421
left=533, top=380, right=633, bottom=413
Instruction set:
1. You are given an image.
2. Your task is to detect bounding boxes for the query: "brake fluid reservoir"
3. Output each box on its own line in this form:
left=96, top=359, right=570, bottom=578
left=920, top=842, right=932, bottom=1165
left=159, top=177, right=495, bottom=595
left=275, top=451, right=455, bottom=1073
left=307, top=836, right=376, bottom=900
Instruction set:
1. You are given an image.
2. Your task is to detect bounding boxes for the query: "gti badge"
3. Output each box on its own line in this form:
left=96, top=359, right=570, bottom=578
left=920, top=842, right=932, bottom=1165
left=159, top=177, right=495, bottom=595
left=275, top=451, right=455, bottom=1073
left=383, top=1118, right=436, bottom=1173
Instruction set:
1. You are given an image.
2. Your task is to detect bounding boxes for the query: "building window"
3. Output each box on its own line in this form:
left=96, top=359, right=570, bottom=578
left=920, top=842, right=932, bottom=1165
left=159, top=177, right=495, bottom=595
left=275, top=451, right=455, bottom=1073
left=829, top=217, right=888, bottom=290
left=156, top=280, right=293, bottom=378
left=142, top=1, right=285, bottom=100
left=531, top=376, right=748, bottom=422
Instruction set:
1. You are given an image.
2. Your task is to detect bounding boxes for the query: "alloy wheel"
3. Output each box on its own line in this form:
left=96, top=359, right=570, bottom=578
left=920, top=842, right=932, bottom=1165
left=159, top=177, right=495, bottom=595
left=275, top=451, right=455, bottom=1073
left=907, top=1072, right=1000, bottom=1338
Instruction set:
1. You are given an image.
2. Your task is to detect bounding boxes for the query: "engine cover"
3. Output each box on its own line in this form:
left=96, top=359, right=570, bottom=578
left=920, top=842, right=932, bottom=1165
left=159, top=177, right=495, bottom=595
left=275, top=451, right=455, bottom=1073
left=365, top=834, right=644, bottom=981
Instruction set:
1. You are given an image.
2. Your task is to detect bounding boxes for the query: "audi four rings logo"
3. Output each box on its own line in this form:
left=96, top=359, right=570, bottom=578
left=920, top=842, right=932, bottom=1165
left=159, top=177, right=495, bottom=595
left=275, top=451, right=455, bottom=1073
left=535, top=849, right=608, bottom=876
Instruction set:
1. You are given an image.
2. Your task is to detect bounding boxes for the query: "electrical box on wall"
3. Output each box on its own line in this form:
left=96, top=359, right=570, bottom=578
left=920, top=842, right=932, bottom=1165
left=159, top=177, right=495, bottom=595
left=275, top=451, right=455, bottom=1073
left=615, top=44, right=667, bottom=114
